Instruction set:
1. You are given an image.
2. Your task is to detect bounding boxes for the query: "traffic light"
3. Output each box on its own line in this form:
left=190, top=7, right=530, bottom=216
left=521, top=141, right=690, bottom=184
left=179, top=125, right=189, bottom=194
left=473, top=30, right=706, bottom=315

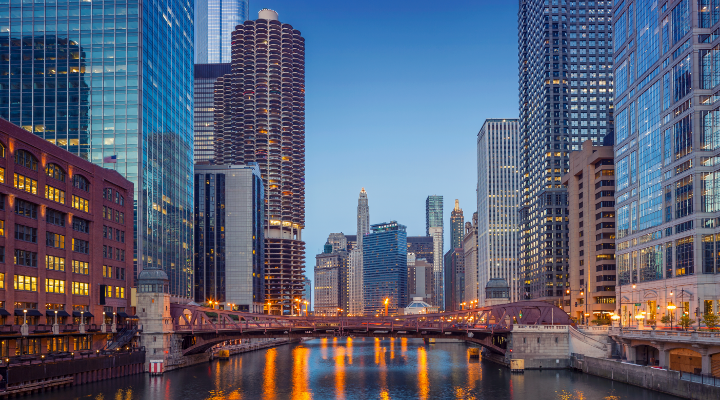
left=574, top=302, right=578, bottom=307
left=695, top=307, right=699, bottom=316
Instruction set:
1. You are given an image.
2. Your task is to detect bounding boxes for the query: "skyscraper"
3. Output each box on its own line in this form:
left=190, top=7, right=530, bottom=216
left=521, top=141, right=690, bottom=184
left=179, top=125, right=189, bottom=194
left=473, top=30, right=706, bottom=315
left=349, top=188, right=370, bottom=316
left=195, top=0, right=250, bottom=63
left=443, top=248, right=464, bottom=311
left=426, top=195, right=443, bottom=309
left=0, top=0, right=195, bottom=299
left=314, top=243, right=349, bottom=316
left=613, top=1, right=720, bottom=327
left=194, top=63, right=232, bottom=164
left=477, top=119, right=521, bottom=305
left=214, top=9, right=306, bottom=315
left=194, top=164, right=265, bottom=312
left=463, top=213, right=479, bottom=305
left=450, top=200, right=464, bottom=249
left=518, top=0, right=614, bottom=305
left=363, top=221, right=408, bottom=315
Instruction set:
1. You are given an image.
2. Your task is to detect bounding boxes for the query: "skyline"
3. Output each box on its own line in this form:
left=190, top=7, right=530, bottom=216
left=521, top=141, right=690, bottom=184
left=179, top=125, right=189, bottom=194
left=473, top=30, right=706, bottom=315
left=245, top=1, right=521, bottom=283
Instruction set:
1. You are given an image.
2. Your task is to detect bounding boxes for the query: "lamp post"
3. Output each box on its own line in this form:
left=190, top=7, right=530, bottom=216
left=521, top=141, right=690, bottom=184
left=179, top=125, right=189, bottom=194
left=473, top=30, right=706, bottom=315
left=667, top=302, right=677, bottom=330
left=23, top=309, right=27, bottom=325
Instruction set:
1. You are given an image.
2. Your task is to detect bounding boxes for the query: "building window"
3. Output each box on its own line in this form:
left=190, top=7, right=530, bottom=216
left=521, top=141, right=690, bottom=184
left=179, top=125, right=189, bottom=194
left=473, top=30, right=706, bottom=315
left=72, top=282, right=89, bottom=296
left=72, top=239, right=89, bottom=254
left=0, top=247, right=4, bottom=263
left=46, top=232, right=65, bottom=249
left=72, top=217, right=90, bottom=234
left=71, top=196, right=89, bottom=213
left=45, top=163, right=65, bottom=182
left=14, top=250, right=37, bottom=267
left=675, top=175, right=693, bottom=218
left=105, top=285, right=112, bottom=298
left=14, top=199, right=38, bottom=219
left=14, top=224, right=37, bottom=243
left=13, top=174, right=37, bottom=194
left=103, top=265, right=113, bottom=278
left=0, top=167, right=4, bottom=184
left=14, top=275, right=37, bottom=291
left=45, top=185, right=66, bottom=204
left=14, top=149, right=38, bottom=171
left=46, top=255, right=65, bottom=271
left=676, top=236, right=694, bottom=276
left=45, top=278, right=65, bottom=294
left=72, top=175, right=90, bottom=192
left=115, top=286, right=125, bottom=299
left=73, top=335, right=91, bottom=350
left=71, top=260, right=89, bottom=275
left=46, top=209, right=65, bottom=227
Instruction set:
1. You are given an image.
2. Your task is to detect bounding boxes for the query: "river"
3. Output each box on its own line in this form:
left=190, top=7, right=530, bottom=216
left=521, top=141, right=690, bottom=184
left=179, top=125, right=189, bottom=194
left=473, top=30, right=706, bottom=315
left=25, top=338, right=682, bottom=399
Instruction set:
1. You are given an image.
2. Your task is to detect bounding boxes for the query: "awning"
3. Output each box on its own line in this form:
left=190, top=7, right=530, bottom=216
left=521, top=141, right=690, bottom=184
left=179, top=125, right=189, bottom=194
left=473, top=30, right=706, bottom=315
left=46, top=310, right=71, bottom=318
left=72, top=311, right=94, bottom=318
left=14, top=310, right=43, bottom=317
left=0, top=309, right=10, bottom=316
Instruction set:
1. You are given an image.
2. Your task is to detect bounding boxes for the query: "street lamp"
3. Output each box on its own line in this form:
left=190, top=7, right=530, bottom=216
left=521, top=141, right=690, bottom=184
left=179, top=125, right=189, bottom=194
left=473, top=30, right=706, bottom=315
left=667, top=302, right=677, bottom=330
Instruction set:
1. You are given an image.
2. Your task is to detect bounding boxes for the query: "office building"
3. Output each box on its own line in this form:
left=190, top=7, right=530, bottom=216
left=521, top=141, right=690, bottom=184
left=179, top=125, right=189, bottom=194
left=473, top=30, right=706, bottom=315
left=562, top=139, right=615, bottom=324
left=0, top=118, right=134, bottom=353
left=426, top=195, right=443, bottom=309
left=214, top=10, right=306, bottom=315
left=444, top=248, right=464, bottom=311
left=407, top=253, right=433, bottom=305
left=0, top=0, right=195, bottom=299
left=518, top=0, right=614, bottom=305
left=194, top=63, right=232, bottom=164
left=302, top=276, right=312, bottom=312
left=358, top=188, right=370, bottom=246
left=314, top=244, right=348, bottom=316
left=195, top=0, right=249, bottom=63
left=407, top=236, right=434, bottom=264
left=464, top=213, right=479, bottom=305
left=477, top=119, right=521, bottom=305
left=363, top=221, right=407, bottom=315
left=349, top=188, right=369, bottom=316
left=194, top=164, right=264, bottom=313
left=327, top=233, right=348, bottom=252
left=450, top=200, right=464, bottom=249
left=612, top=0, right=720, bottom=326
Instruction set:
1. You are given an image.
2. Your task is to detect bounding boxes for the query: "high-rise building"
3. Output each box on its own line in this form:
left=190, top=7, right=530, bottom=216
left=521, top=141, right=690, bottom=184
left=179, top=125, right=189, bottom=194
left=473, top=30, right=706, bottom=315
left=314, top=245, right=349, bottom=316
left=443, top=248, right=465, bottom=311
left=518, top=0, right=614, bottom=305
left=477, top=119, right=521, bottom=305
left=407, top=236, right=434, bottom=264
left=613, top=1, right=720, bottom=327
left=195, top=0, right=249, bottom=63
left=0, top=0, right=195, bottom=299
left=345, top=235, right=357, bottom=252
left=407, top=253, right=434, bottom=305
left=363, top=221, right=407, bottom=315
left=562, top=139, right=615, bottom=324
left=194, top=63, right=232, bottom=164
left=450, top=200, right=464, bottom=249
left=214, top=10, right=306, bottom=315
left=349, top=188, right=370, bottom=316
left=426, top=195, right=443, bottom=309
left=464, top=213, right=479, bottom=304
left=194, top=164, right=265, bottom=313
left=327, top=233, right=348, bottom=253
left=302, top=276, right=312, bottom=312
left=358, top=188, right=370, bottom=246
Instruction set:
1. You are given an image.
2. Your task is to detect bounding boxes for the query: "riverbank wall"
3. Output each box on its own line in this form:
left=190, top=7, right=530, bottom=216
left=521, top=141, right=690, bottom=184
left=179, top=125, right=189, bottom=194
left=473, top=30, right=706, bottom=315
left=580, top=356, right=720, bottom=400
left=164, top=338, right=300, bottom=372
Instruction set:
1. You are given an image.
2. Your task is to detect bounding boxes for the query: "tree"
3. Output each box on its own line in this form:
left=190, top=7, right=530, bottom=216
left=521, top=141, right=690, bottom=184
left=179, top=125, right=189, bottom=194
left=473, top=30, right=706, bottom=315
left=679, top=315, right=695, bottom=330
left=660, top=314, right=671, bottom=326
left=702, top=313, right=720, bottom=330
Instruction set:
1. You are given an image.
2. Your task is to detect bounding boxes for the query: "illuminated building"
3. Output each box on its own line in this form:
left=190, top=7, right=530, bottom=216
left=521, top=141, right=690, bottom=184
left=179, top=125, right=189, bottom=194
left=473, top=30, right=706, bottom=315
left=363, top=221, right=407, bottom=315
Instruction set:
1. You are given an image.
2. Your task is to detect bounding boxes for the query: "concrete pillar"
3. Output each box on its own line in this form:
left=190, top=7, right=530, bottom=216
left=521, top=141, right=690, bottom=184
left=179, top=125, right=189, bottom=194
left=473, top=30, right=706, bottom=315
left=625, top=345, right=637, bottom=363
left=658, top=348, right=670, bottom=369
left=699, top=348, right=711, bottom=375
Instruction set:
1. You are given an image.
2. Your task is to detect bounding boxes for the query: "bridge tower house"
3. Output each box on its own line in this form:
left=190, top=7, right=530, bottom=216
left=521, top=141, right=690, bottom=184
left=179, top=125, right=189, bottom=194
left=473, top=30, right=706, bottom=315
left=136, top=268, right=174, bottom=371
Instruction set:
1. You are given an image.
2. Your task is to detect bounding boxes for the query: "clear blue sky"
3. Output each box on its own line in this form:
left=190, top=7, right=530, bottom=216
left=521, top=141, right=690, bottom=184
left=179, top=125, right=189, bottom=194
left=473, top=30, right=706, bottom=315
left=249, top=1, right=520, bottom=285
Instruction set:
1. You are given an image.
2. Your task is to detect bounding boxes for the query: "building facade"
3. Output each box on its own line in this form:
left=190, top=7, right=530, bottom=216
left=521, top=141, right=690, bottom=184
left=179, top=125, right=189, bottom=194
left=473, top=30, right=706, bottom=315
left=450, top=200, right=464, bottom=249
left=314, top=247, right=348, bottom=316
left=407, top=236, right=434, bottom=264
left=612, top=0, right=720, bottom=327
left=302, top=276, right=312, bottom=312
left=463, top=213, right=479, bottom=305
left=477, top=119, right=521, bottom=305
left=0, top=0, right=195, bottom=300
left=407, top=253, right=433, bottom=305
left=0, top=118, right=134, bottom=354
left=194, top=164, right=264, bottom=313
left=562, top=140, right=615, bottom=323
left=426, top=195, right=443, bottom=309
left=194, top=63, right=232, bottom=164
left=518, top=0, right=614, bottom=305
left=363, top=221, right=407, bottom=315
left=349, top=188, right=369, bottom=316
left=213, top=10, right=306, bottom=315
left=195, top=0, right=249, bottom=63
left=443, top=248, right=465, bottom=311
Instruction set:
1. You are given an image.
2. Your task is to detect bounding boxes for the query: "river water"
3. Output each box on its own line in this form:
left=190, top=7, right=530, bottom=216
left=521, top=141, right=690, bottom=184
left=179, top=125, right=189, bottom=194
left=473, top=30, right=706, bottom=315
left=26, top=338, right=681, bottom=400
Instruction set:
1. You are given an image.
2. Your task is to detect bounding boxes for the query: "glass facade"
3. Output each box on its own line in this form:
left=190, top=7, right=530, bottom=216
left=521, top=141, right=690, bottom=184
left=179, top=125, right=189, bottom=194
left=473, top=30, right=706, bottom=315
left=518, top=0, right=614, bottom=305
left=195, top=0, right=248, bottom=63
left=194, top=164, right=264, bottom=312
left=0, top=0, right=194, bottom=298
left=363, top=221, right=407, bottom=315
left=194, top=63, right=230, bottom=164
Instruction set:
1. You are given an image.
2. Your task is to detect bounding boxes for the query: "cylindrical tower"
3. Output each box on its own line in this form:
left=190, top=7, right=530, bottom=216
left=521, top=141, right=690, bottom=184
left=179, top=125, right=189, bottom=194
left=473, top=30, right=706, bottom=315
left=217, top=9, right=306, bottom=315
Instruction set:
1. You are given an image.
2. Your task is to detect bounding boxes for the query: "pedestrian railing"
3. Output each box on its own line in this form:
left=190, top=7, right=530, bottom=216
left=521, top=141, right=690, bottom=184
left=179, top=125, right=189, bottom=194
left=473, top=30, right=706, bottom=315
left=679, top=371, right=720, bottom=387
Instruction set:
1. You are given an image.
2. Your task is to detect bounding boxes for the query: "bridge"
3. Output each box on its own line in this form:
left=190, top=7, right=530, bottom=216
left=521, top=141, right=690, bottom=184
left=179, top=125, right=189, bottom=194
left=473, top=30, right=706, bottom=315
left=169, top=301, right=573, bottom=356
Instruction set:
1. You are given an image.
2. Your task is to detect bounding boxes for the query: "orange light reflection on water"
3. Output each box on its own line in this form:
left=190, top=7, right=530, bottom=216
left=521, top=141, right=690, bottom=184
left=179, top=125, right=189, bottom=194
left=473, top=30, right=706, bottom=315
left=291, top=346, right=312, bottom=400
left=418, top=346, right=429, bottom=400
left=347, top=337, right=353, bottom=365
left=263, top=348, right=277, bottom=400
left=334, top=345, right=346, bottom=399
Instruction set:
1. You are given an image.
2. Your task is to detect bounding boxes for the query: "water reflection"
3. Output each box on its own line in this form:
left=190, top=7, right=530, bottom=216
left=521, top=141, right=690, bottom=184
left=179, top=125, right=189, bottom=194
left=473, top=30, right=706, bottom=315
left=20, top=338, right=683, bottom=400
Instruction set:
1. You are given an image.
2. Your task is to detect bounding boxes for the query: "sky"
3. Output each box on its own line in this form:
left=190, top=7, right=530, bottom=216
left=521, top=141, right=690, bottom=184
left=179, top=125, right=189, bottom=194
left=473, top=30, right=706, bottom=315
left=248, top=0, right=520, bottom=285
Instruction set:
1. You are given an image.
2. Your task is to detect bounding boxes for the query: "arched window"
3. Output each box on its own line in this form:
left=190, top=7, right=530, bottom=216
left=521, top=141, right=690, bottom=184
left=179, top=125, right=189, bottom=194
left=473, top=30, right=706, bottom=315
left=15, top=149, right=38, bottom=171
left=72, top=174, right=90, bottom=191
left=0, top=142, right=5, bottom=158
left=45, top=163, right=66, bottom=182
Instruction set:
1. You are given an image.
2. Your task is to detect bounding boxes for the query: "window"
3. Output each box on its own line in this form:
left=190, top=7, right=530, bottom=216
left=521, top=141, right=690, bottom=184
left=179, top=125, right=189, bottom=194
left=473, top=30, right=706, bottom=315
left=675, top=175, right=693, bottom=218
left=0, top=220, right=3, bottom=237
left=104, top=188, right=112, bottom=200
left=72, top=175, right=89, bottom=192
left=14, top=224, right=37, bottom=243
left=45, top=164, right=65, bottom=182
left=72, top=217, right=90, bottom=234
left=676, top=236, right=694, bottom=276
left=13, top=174, right=37, bottom=194
left=72, top=282, right=89, bottom=296
left=46, top=279, right=65, bottom=294
left=14, top=275, right=37, bottom=291
left=105, top=285, right=112, bottom=298
left=46, top=209, right=65, bottom=227
left=0, top=167, right=5, bottom=184
left=14, top=250, right=37, bottom=267
left=14, top=199, right=37, bottom=219
left=72, top=239, right=89, bottom=254
left=116, top=267, right=125, bottom=280
left=45, top=186, right=65, bottom=204
left=14, top=149, right=37, bottom=171
left=46, top=232, right=65, bottom=249
left=46, top=255, right=65, bottom=271
left=119, top=230, right=125, bottom=243
left=71, top=260, right=89, bottom=275
left=71, top=196, right=89, bottom=212
left=103, top=265, right=113, bottom=278
left=119, top=212, right=124, bottom=224
left=0, top=247, right=4, bottom=263
left=115, top=287, right=125, bottom=299
left=73, top=336, right=90, bottom=350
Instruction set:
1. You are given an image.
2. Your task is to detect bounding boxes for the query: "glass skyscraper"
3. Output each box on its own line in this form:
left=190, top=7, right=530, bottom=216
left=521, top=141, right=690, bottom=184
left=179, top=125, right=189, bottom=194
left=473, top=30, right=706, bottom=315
left=425, top=195, right=443, bottom=309
left=518, top=0, right=613, bottom=306
left=195, top=0, right=249, bottom=63
left=363, top=221, right=407, bottom=315
left=0, top=0, right=195, bottom=299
